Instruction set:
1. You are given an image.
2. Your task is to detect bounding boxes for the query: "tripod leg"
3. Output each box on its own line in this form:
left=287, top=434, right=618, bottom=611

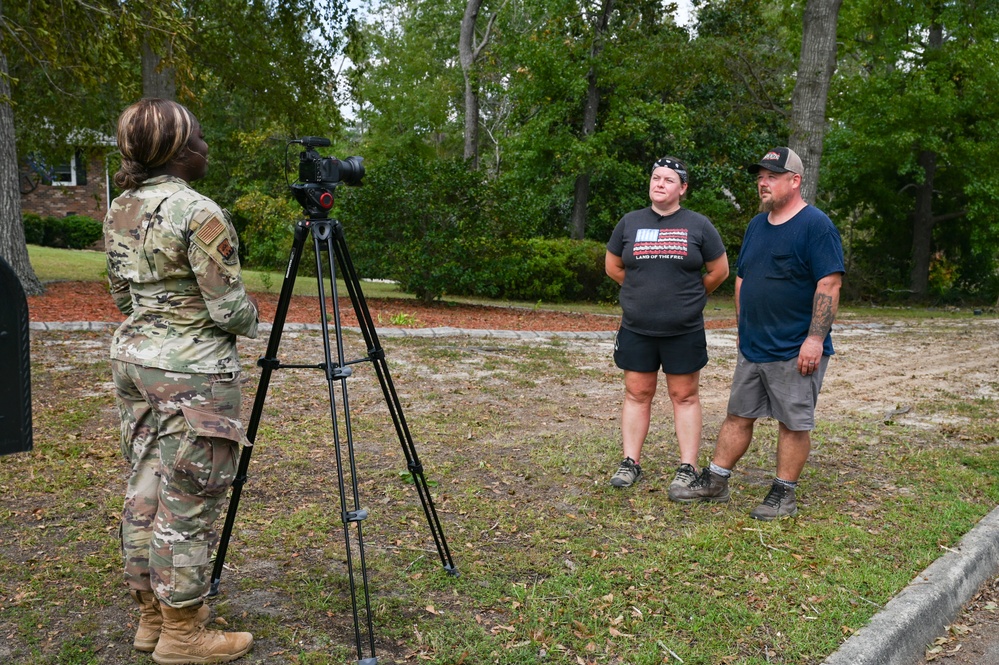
left=210, top=220, right=310, bottom=596
left=313, top=222, right=379, bottom=662
left=329, top=221, right=458, bottom=577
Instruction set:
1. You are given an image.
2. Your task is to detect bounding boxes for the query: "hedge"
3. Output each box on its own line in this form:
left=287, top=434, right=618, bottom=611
left=22, top=213, right=103, bottom=250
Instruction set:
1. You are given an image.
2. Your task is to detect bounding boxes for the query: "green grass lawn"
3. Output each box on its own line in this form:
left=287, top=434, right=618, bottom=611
left=26, top=244, right=400, bottom=299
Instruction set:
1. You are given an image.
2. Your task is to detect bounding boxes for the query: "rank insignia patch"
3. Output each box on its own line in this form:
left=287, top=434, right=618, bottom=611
left=217, top=238, right=238, bottom=265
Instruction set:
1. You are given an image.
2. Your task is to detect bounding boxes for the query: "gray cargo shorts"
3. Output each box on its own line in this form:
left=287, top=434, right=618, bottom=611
left=726, top=352, right=829, bottom=431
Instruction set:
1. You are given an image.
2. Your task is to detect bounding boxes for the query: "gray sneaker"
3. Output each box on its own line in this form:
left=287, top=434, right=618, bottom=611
left=669, top=468, right=730, bottom=503
left=750, top=483, right=798, bottom=521
left=667, top=463, right=698, bottom=501
left=610, top=457, right=642, bottom=488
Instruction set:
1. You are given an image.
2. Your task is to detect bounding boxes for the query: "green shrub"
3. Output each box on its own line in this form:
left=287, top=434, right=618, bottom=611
left=336, top=160, right=619, bottom=303
left=337, top=159, right=493, bottom=301
left=229, top=192, right=299, bottom=271
left=22, top=213, right=45, bottom=245
left=42, top=216, right=63, bottom=247
left=25, top=214, right=102, bottom=249
left=60, top=215, right=103, bottom=249
left=482, top=238, right=616, bottom=303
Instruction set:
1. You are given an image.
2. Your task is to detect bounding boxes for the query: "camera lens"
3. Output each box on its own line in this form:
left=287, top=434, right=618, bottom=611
left=339, top=156, right=365, bottom=186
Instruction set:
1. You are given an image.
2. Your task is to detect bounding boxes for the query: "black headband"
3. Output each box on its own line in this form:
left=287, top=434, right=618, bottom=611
left=653, top=157, right=688, bottom=184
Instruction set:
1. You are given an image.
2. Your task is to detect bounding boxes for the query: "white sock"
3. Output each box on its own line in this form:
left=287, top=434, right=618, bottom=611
left=708, top=463, right=732, bottom=478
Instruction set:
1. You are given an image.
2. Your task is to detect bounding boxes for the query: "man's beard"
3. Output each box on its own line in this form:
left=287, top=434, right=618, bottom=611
left=759, top=189, right=792, bottom=212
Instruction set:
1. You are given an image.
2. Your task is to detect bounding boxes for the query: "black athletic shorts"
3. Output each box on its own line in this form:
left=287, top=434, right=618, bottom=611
left=613, top=327, right=708, bottom=375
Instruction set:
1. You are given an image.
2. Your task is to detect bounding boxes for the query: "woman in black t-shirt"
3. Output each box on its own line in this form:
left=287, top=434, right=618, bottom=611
left=604, top=156, right=729, bottom=496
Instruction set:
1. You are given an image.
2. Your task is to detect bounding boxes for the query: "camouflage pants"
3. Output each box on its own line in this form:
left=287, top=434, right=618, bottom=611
left=112, top=360, right=245, bottom=609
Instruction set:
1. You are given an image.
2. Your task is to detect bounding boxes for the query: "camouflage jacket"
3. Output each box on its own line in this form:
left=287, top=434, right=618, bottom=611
left=104, top=175, right=259, bottom=374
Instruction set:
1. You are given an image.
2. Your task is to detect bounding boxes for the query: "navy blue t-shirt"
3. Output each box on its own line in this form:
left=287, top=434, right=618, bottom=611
left=736, top=205, right=845, bottom=363
left=607, top=207, right=726, bottom=336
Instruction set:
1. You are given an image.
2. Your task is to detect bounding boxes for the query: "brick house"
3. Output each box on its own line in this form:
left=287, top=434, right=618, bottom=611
left=19, top=132, right=116, bottom=221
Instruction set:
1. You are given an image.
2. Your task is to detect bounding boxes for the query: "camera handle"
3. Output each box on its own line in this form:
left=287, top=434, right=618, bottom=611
left=209, top=216, right=458, bottom=665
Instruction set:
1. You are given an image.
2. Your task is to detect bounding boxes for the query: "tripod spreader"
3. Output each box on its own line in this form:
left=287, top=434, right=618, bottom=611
left=346, top=509, right=368, bottom=522
left=328, top=365, right=352, bottom=380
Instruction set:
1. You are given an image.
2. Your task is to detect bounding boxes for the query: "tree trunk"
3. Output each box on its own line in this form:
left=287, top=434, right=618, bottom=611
left=459, top=0, right=485, bottom=169
left=570, top=173, right=591, bottom=240
left=908, top=153, right=937, bottom=298
left=570, top=62, right=601, bottom=239
left=570, top=0, right=614, bottom=241
left=0, top=49, right=44, bottom=296
left=907, top=19, right=944, bottom=298
left=788, top=0, right=842, bottom=205
left=142, top=37, right=177, bottom=100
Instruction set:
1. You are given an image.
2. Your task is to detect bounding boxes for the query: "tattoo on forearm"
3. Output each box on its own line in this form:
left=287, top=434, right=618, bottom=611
left=809, top=293, right=835, bottom=338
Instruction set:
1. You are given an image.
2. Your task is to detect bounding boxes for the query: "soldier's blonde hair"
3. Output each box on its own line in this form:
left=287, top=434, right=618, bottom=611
left=114, top=99, right=195, bottom=190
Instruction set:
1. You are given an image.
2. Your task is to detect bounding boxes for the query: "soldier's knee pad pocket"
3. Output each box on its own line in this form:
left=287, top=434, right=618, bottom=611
left=173, top=406, right=245, bottom=497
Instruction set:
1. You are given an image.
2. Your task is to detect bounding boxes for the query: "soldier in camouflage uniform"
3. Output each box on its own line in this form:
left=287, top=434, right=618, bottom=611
left=105, top=98, right=257, bottom=664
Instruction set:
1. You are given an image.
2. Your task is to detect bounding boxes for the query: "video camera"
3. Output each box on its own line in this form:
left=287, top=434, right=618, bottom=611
left=290, top=137, right=364, bottom=218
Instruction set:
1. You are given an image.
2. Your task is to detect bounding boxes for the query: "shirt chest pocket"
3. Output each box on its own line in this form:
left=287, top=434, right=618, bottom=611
left=765, top=252, right=807, bottom=280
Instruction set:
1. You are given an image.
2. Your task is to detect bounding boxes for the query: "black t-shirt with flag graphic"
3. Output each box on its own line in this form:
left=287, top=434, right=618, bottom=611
left=607, top=206, right=726, bottom=337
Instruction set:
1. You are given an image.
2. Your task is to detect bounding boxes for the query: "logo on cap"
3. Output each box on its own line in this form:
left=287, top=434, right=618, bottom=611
left=749, top=147, right=803, bottom=175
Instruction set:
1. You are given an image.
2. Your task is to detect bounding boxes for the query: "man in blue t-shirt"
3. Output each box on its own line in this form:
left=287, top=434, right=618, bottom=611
left=671, top=147, right=845, bottom=520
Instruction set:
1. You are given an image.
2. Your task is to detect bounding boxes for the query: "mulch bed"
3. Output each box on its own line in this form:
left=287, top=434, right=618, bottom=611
left=27, top=281, right=644, bottom=332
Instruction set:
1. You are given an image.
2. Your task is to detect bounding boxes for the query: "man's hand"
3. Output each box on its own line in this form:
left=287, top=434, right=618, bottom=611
left=797, top=336, right=824, bottom=375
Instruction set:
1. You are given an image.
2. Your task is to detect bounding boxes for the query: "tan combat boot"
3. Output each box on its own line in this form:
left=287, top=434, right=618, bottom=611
left=130, top=590, right=212, bottom=652
left=152, top=604, right=253, bottom=664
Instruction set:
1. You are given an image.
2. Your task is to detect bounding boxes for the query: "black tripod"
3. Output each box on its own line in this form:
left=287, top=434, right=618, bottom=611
left=209, top=212, right=458, bottom=665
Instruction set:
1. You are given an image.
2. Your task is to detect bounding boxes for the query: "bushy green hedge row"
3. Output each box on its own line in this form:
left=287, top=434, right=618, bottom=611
left=233, top=159, right=620, bottom=303
left=23, top=213, right=103, bottom=249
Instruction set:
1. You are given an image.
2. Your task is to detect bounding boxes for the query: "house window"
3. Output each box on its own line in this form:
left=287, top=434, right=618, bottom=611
left=49, top=151, right=87, bottom=187
left=51, top=160, right=77, bottom=186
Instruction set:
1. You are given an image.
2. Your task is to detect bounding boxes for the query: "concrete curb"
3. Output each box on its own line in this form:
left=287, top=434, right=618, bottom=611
left=29, top=321, right=618, bottom=340
left=823, top=505, right=999, bottom=665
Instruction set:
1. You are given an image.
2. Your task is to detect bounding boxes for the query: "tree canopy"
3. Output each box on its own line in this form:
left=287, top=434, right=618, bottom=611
left=6, top=0, right=999, bottom=303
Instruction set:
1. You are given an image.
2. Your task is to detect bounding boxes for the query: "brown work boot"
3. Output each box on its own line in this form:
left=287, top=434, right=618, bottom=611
left=749, top=482, right=798, bottom=521
left=152, top=604, right=252, bottom=664
left=130, top=590, right=212, bottom=652
left=668, top=468, right=730, bottom=503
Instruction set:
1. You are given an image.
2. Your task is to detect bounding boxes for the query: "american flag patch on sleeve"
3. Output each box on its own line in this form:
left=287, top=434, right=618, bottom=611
left=195, top=216, right=225, bottom=245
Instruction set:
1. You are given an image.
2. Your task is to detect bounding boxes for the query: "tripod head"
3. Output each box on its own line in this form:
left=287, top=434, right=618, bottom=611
left=288, top=136, right=365, bottom=219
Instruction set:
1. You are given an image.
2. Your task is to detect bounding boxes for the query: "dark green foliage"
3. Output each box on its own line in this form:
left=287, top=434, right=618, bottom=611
left=60, top=215, right=104, bottom=249
left=334, top=159, right=614, bottom=302
left=495, top=237, right=617, bottom=302
left=229, top=192, right=300, bottom=271
left=13, top=0, right=999, bottom=304
left=22, top=213, right=45, bottom=245
left=336, top=158, right=494, bottom=301
left=825, top=0, right=999, bottom=301
left=23, top=214, right=103, bottom=250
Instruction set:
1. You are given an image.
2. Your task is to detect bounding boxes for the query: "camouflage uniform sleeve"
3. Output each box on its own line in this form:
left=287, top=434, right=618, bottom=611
left=188, top=205, right=259, bottom=339
left=106, top=249, right=133, bottom=316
